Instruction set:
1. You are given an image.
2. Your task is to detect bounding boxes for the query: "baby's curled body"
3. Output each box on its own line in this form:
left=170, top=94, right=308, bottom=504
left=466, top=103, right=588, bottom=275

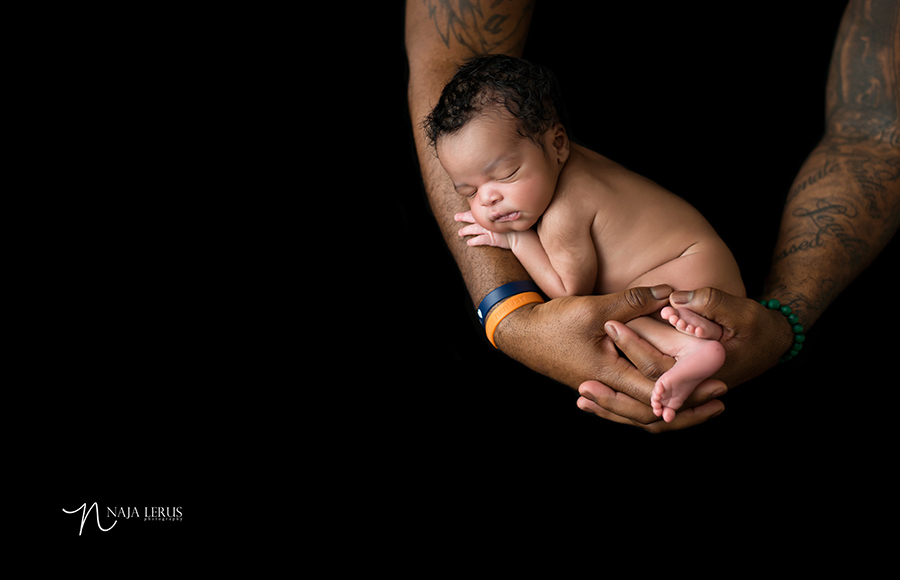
left=539, top=145, right=746, bottom=420
left=430, top=55, right=743, bottom=421
left=539, top=144, right=744, bottom=298
left=446, top=123, right=745, bottom=420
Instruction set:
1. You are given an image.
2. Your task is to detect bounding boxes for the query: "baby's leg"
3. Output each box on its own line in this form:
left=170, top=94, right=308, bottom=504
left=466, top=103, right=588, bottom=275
left=626, top=317, right=726, bottom=423
left=660, top=306, right=723, bottom=340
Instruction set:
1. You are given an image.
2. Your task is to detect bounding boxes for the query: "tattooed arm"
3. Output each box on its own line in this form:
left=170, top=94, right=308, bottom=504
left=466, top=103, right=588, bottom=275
left=406, top=0, right=535, bottom=303
left=761, top=0, right=900, bottom=330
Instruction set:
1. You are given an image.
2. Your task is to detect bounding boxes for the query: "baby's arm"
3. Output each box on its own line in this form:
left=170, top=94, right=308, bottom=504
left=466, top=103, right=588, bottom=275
left=507, top=229, right=571, bottom=298
left=456, top=211, right=595, bottom=298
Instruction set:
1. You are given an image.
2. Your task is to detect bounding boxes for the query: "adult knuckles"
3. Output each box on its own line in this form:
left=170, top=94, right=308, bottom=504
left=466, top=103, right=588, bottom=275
left=619, top=286, right=660, bottom=316
left=634, top=355, right=672, bottom=381
left=693, top=286, right=725, bottom=312
left=623, top=286, right=650, bottom=309
left=691, top=287, right=752, bottom=329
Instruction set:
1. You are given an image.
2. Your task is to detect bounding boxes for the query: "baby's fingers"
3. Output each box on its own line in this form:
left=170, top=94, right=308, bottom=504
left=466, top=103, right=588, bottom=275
left=456, top=215, right=510, bottom=248
left=457, top=224, right=491, bottom=245
left=464, top=234, right=496, bottom=247
left=457, top=222, right=490, bottom=238
left=454, top=211, right=476, bottom=223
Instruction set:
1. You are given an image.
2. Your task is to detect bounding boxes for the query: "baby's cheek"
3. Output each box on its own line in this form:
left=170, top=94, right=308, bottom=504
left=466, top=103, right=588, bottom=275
left=471, top=212, right=492, bottom=230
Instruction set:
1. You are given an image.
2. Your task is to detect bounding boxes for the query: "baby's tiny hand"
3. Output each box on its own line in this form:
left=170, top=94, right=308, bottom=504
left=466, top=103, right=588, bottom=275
left=455, top=211, right=511, bottom=249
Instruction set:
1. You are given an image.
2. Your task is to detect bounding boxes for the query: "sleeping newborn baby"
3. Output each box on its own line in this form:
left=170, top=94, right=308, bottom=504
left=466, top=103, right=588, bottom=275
left=425, top=55, right=745, bottom=422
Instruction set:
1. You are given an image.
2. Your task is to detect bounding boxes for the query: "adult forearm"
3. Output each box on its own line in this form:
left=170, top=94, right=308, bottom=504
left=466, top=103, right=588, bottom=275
left=762, top=139, right=900, bottom=328
left=762, top=0, right=900, bottom=328
left=406, top=0, right=535, bottom=304
left=409, top=86, right=530, bottom=303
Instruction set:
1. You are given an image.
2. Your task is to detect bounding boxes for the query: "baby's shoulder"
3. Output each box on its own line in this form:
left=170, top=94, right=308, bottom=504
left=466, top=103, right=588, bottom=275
left=560, top=146, right=620, bottom=194
left=552, top=148, right=615, bottom=212
left=542, top=170, right=600, bottom=239
left=564, top=144, right=675, bottom=204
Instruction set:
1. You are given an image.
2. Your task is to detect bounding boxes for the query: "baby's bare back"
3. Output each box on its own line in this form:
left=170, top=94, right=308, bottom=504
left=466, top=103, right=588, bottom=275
left=541, top=145, right=745, bottom=297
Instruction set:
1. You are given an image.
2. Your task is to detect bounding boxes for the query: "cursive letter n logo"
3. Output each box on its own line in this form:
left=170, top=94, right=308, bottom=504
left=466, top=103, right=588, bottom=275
left=62, top=502, right=116, bottom=536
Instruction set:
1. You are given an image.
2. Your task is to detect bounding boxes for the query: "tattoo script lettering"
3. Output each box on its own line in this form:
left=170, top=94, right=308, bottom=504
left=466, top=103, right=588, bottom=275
left=787, top=159, right=841, bottom=202
left=777, top=197, right=870, bottom=261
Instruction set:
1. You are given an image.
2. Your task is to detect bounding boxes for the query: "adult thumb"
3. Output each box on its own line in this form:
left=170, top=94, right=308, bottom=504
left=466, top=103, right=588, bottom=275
left=668, top=287, right=744, bottom=327
left=604, top=284, right=673, bottom=323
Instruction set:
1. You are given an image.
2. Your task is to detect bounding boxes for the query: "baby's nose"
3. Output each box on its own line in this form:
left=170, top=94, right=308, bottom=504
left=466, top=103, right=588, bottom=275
left=479, top=187, right=502, bottom=206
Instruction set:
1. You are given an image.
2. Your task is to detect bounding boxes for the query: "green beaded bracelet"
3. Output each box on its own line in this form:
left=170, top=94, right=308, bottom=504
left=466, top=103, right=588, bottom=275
left=759, top=299, right=806, bottom=363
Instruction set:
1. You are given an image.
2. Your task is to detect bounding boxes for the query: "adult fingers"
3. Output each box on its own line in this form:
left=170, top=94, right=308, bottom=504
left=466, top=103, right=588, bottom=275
left=691, top=377, right=729, bottom=405
left=578, top=380, right=658, bottom=425
left=579, top=380, right=726, bottom=433
left=576, top=394, right=634, bottom=426
left=648, top=399, right=725, bottom=433
left=603, top=320, right=674, bottom=380
left=598, top=321, right=730, bottom=407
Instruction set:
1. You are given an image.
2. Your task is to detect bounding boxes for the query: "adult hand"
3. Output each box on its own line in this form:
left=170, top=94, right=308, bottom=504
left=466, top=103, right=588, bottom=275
left=492, top=284, right=725, bottom=431
left=578, top=286, right=793, bottom=430
left=575, top=318, right=728, bottom=433
left=664, top=287, right=796, bottom=389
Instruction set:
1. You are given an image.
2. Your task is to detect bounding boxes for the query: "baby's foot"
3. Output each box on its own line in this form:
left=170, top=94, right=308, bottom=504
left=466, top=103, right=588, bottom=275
left=661, top=306, right=723, bottom=340
left=650, top=384, right=684, bottom=424
left=651, top=339, right=725, bottom=422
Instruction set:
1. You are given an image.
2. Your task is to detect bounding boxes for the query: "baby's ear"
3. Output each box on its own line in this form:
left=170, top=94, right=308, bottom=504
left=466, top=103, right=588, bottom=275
left=549, top=123, right=569, bottom=163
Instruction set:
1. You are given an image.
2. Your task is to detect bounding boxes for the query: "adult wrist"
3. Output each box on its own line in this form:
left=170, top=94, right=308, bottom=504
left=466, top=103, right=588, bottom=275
left=475, top=281, right=545, bottom=349
left=491, top=300, right=539, bottom=352
left=476, top=280, right=542, bottom=326
left=758, top=298, right=807, bottom=363
left=484, top=292, right=544, bottom=348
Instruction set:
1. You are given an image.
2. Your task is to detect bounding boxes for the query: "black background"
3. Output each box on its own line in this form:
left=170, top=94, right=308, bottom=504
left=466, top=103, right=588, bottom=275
left=31, top=0, right=895, bottom=566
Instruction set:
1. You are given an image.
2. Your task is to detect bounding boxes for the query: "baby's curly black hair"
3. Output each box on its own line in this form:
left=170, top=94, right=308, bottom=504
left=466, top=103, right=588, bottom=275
left=424, top=54, right=567, bottom=148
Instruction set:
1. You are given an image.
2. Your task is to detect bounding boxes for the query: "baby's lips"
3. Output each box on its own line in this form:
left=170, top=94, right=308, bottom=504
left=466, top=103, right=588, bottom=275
left=492, top=211, right=520, bottom=222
